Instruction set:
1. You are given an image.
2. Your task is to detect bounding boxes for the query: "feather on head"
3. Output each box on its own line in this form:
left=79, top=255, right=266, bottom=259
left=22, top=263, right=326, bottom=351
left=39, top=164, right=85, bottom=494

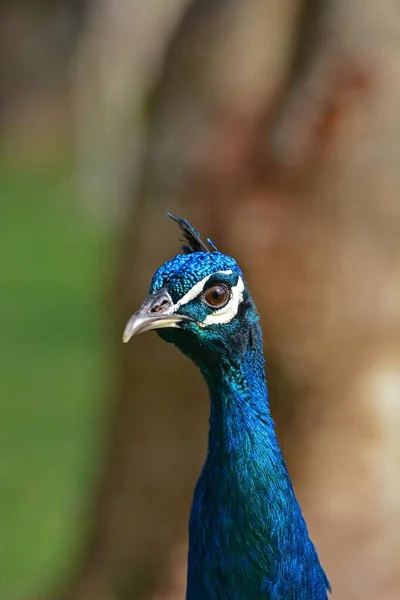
left=167, top=213, right=219, bottom=254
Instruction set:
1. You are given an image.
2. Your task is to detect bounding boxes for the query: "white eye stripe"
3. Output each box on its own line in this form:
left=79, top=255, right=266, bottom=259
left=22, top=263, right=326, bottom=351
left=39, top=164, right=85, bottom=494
left=200, top=276, right=244, bottom=327
left=171, top=270, right=244, bottom=328
left=176, top=270, right=233, bottom=308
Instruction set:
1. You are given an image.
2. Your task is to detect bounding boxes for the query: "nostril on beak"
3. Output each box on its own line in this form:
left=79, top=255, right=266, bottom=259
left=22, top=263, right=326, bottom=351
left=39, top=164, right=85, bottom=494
left=150, top=298, right=169, bottom=314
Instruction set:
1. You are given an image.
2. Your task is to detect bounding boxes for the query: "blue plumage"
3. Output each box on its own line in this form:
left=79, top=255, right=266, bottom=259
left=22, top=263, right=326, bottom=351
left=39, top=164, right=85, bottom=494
left=123, top=215, right=330, bottom=599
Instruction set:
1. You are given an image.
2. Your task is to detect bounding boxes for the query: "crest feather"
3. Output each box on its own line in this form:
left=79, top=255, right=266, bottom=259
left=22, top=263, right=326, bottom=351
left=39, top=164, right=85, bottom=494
left=167, top=213, right=218, bottom=254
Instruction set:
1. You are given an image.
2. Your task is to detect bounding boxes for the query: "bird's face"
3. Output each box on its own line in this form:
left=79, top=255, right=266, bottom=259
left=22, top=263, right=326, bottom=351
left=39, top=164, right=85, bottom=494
left=123, top=252, right=258, bottom=362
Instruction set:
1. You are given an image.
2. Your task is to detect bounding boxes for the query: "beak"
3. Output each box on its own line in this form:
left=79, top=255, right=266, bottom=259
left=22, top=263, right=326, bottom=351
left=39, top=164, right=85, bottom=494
left=122, top=288, right=190, bottom=343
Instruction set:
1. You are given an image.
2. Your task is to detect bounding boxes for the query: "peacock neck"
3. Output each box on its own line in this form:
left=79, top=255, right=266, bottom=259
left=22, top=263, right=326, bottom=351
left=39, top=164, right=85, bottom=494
left=186, top=322, right=329, bottom=600
left=208, top=326, right=273, bottom=446
left=200, top=323, right=291, bottom=519
left=196, top=322, right=278, bottom=463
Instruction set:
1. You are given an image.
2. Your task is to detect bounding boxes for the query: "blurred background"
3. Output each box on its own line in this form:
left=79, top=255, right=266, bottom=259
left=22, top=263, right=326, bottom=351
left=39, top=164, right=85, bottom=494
left=1, top=1, right=400, bottom=599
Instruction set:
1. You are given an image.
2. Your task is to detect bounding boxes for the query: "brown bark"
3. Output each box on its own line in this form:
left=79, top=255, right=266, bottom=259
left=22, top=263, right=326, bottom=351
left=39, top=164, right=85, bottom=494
left=62, top=1, right=400, bottom=599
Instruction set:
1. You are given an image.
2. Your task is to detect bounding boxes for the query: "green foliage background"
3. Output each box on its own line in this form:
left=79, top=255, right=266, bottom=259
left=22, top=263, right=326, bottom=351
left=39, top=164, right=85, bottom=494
left=0, top=164, right=106, bottom=599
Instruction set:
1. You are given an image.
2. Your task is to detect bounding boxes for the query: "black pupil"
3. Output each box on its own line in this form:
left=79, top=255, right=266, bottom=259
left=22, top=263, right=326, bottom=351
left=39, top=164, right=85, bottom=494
left=207, top=285, right=226, bottom=305
left=212, top=288, right=223, bottom=300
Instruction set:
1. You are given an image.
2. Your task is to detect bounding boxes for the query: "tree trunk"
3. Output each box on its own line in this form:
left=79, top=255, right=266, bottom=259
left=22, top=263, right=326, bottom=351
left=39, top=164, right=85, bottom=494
left=62, top=1, right=400, bottom=598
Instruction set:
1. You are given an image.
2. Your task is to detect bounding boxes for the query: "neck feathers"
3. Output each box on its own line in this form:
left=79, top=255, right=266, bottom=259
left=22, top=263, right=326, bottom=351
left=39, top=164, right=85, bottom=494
left=187, top=321, right=330, bottom=599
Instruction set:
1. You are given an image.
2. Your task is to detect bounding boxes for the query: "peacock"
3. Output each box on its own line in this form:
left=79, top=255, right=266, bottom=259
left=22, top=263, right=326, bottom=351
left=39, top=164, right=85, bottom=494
left=123, top=214, right=330, bottom=600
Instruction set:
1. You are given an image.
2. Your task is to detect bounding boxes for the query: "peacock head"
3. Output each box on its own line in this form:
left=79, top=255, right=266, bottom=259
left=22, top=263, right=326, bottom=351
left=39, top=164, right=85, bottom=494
left=123, top=214, right=259, bottom=364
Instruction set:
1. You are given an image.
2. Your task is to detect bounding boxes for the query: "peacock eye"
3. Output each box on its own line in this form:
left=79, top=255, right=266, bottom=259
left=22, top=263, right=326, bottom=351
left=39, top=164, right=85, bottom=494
left=202, top=284, right=230, bottom=309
